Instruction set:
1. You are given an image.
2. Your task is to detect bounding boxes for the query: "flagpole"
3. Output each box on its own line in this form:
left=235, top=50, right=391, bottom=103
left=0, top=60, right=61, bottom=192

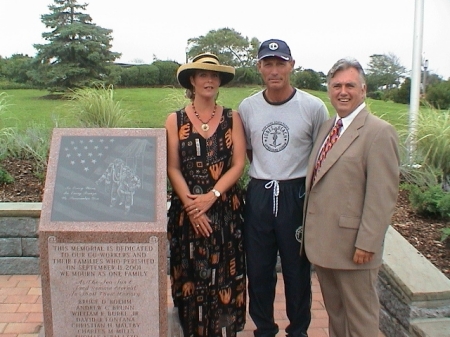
left=408, top=0, right=425, bottom=163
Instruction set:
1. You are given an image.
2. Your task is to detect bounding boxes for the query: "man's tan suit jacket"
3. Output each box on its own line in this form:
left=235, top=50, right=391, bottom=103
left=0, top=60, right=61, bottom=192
left=303, top=108, right=400, bottom=270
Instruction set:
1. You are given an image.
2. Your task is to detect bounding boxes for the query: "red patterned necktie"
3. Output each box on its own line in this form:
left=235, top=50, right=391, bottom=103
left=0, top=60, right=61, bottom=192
left=312, top=118, right=343, bottom=182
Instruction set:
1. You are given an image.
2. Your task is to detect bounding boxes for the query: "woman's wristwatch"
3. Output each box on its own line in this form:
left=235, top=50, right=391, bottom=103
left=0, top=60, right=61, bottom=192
left=211, top=189, right=221, bottom=198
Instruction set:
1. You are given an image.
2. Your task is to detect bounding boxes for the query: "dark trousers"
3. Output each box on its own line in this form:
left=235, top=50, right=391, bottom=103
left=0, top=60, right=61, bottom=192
left=244, top=178, right=311, bottom=337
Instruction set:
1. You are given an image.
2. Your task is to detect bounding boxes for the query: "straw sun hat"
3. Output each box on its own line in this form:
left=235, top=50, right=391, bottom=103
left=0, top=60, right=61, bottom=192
left=177, top=53, right=235, bottom=89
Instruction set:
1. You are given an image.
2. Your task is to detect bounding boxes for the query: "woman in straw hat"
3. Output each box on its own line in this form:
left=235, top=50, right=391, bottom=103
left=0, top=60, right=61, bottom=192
left=166, top=53, right=247, bottom=336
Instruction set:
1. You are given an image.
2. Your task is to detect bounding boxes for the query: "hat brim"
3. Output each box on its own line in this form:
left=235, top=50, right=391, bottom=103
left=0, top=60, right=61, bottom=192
left=177, top=63, right=235, bottom=89
left=258, top=53, right=291, bottom=61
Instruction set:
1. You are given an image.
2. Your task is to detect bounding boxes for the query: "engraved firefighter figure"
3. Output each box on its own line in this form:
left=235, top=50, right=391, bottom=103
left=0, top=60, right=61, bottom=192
left=95, top=138, right=150, bottom=213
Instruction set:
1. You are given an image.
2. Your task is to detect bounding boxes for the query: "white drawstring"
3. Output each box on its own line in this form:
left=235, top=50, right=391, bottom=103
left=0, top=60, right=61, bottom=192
left=264, top=180, right=279, bottom=217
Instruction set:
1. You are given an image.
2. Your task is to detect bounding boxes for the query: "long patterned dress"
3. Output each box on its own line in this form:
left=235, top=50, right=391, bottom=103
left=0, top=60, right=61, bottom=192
left=167, top=107, right=246, bottom=337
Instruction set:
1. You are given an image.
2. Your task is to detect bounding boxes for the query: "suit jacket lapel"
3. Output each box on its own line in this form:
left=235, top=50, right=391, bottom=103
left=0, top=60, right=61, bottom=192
left=312, top=109, right=369, bottom=186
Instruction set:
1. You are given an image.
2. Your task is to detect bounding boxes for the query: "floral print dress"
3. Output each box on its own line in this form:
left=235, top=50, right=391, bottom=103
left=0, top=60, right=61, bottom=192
left=167, top=107, right=246, bottom=337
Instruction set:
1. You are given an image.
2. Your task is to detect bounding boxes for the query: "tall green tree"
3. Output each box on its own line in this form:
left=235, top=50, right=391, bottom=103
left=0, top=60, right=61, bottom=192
left=365, top=53, right=406, bottom=91
left=186, top=28, right=259, bottom=68
left=293, top=69, right=325, bottom=91
left=29, top=0, right=121, bottom=92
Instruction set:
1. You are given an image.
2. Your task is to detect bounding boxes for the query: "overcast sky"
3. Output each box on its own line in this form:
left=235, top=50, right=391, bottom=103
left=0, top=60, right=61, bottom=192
left=1, top=0, right=449, bottom=79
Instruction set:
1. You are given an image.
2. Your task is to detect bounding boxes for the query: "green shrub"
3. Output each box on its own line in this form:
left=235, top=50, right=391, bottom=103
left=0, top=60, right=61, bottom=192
left=152, top=60, right=179, bottom=86
left=0, top=166, right=13, bottom=184
left=398, top=135, right=440, bottom=187
left=415, top=109, right=450, bottom=178
left=366, top=91, right=383, bottom=100
left=437, top=195, right=450, bottom=219
left=403, top=183, right=450, bottom=219
left=119, top=65, right=159, bottom=87
left=66, top=84, right=131, bottom=128
left=391, top=78, right=411, bottom=104
left=399, top=106, right=450, bottom=191
left=0, top=80, right=33, bottom=90
left=426, top=81, right=450, bottom=110
left=0, top=125, right=51, bottom=174
left=399, top=164, right=439, bottom=188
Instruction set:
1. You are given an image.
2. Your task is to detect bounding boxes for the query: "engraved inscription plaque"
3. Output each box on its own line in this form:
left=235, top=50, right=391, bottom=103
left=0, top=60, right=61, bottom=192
left=48, top=238, right=159, bottom=337
left=51, top=135, right=156, bottom=222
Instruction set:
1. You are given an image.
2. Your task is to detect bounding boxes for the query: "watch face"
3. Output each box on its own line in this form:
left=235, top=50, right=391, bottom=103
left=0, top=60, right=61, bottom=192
left=213, top=189, right=220, bottom=197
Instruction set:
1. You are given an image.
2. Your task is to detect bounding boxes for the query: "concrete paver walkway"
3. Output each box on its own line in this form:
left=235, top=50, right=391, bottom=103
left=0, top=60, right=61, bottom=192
left=0, top=272, right=385, bottom=337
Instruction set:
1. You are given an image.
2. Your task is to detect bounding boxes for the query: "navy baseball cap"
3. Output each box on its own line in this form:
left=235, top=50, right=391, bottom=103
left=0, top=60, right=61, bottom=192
left=257, top=39, right=292, bottom=61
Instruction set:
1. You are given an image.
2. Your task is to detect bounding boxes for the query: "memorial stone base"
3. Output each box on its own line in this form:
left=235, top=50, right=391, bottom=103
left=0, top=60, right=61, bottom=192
left=39, top=128, right=168, bottom=337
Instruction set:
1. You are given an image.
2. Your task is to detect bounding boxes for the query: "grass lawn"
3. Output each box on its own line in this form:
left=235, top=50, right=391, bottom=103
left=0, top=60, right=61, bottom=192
left=0, top=87, right=411, bottom=131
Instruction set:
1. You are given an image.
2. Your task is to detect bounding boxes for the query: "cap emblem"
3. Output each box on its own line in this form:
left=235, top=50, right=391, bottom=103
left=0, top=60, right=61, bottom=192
left=268, top=42, right=279, bottom=51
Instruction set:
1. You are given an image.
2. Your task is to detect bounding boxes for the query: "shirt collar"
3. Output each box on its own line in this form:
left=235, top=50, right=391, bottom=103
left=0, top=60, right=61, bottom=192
left=336, top=102, right=366, bottom=133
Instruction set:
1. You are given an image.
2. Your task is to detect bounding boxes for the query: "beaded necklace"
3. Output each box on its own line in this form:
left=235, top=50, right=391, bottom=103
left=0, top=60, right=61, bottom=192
left=192, top=102, right=217, bottom=132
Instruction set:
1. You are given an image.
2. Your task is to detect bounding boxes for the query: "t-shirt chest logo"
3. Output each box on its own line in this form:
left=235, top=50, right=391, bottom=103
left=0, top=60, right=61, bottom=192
left=262, top=121, right=289, bottom=152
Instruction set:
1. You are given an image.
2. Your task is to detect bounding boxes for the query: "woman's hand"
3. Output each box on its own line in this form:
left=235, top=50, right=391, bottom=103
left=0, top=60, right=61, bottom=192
left=184, top=192, right=217, bottom=219
left=188, top=212, right=212, bottom=237
left=184, top=192, right=216, bottom=236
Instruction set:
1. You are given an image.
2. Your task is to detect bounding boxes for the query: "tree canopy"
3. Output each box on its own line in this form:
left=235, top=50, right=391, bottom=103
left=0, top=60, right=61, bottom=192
left=365, top=53, right=407, bottom=91
left=186, top=28, right=259, bottom=68
left=29, top=0, right=121, bottom=92
left=293, top=69, right=326, bottom=91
